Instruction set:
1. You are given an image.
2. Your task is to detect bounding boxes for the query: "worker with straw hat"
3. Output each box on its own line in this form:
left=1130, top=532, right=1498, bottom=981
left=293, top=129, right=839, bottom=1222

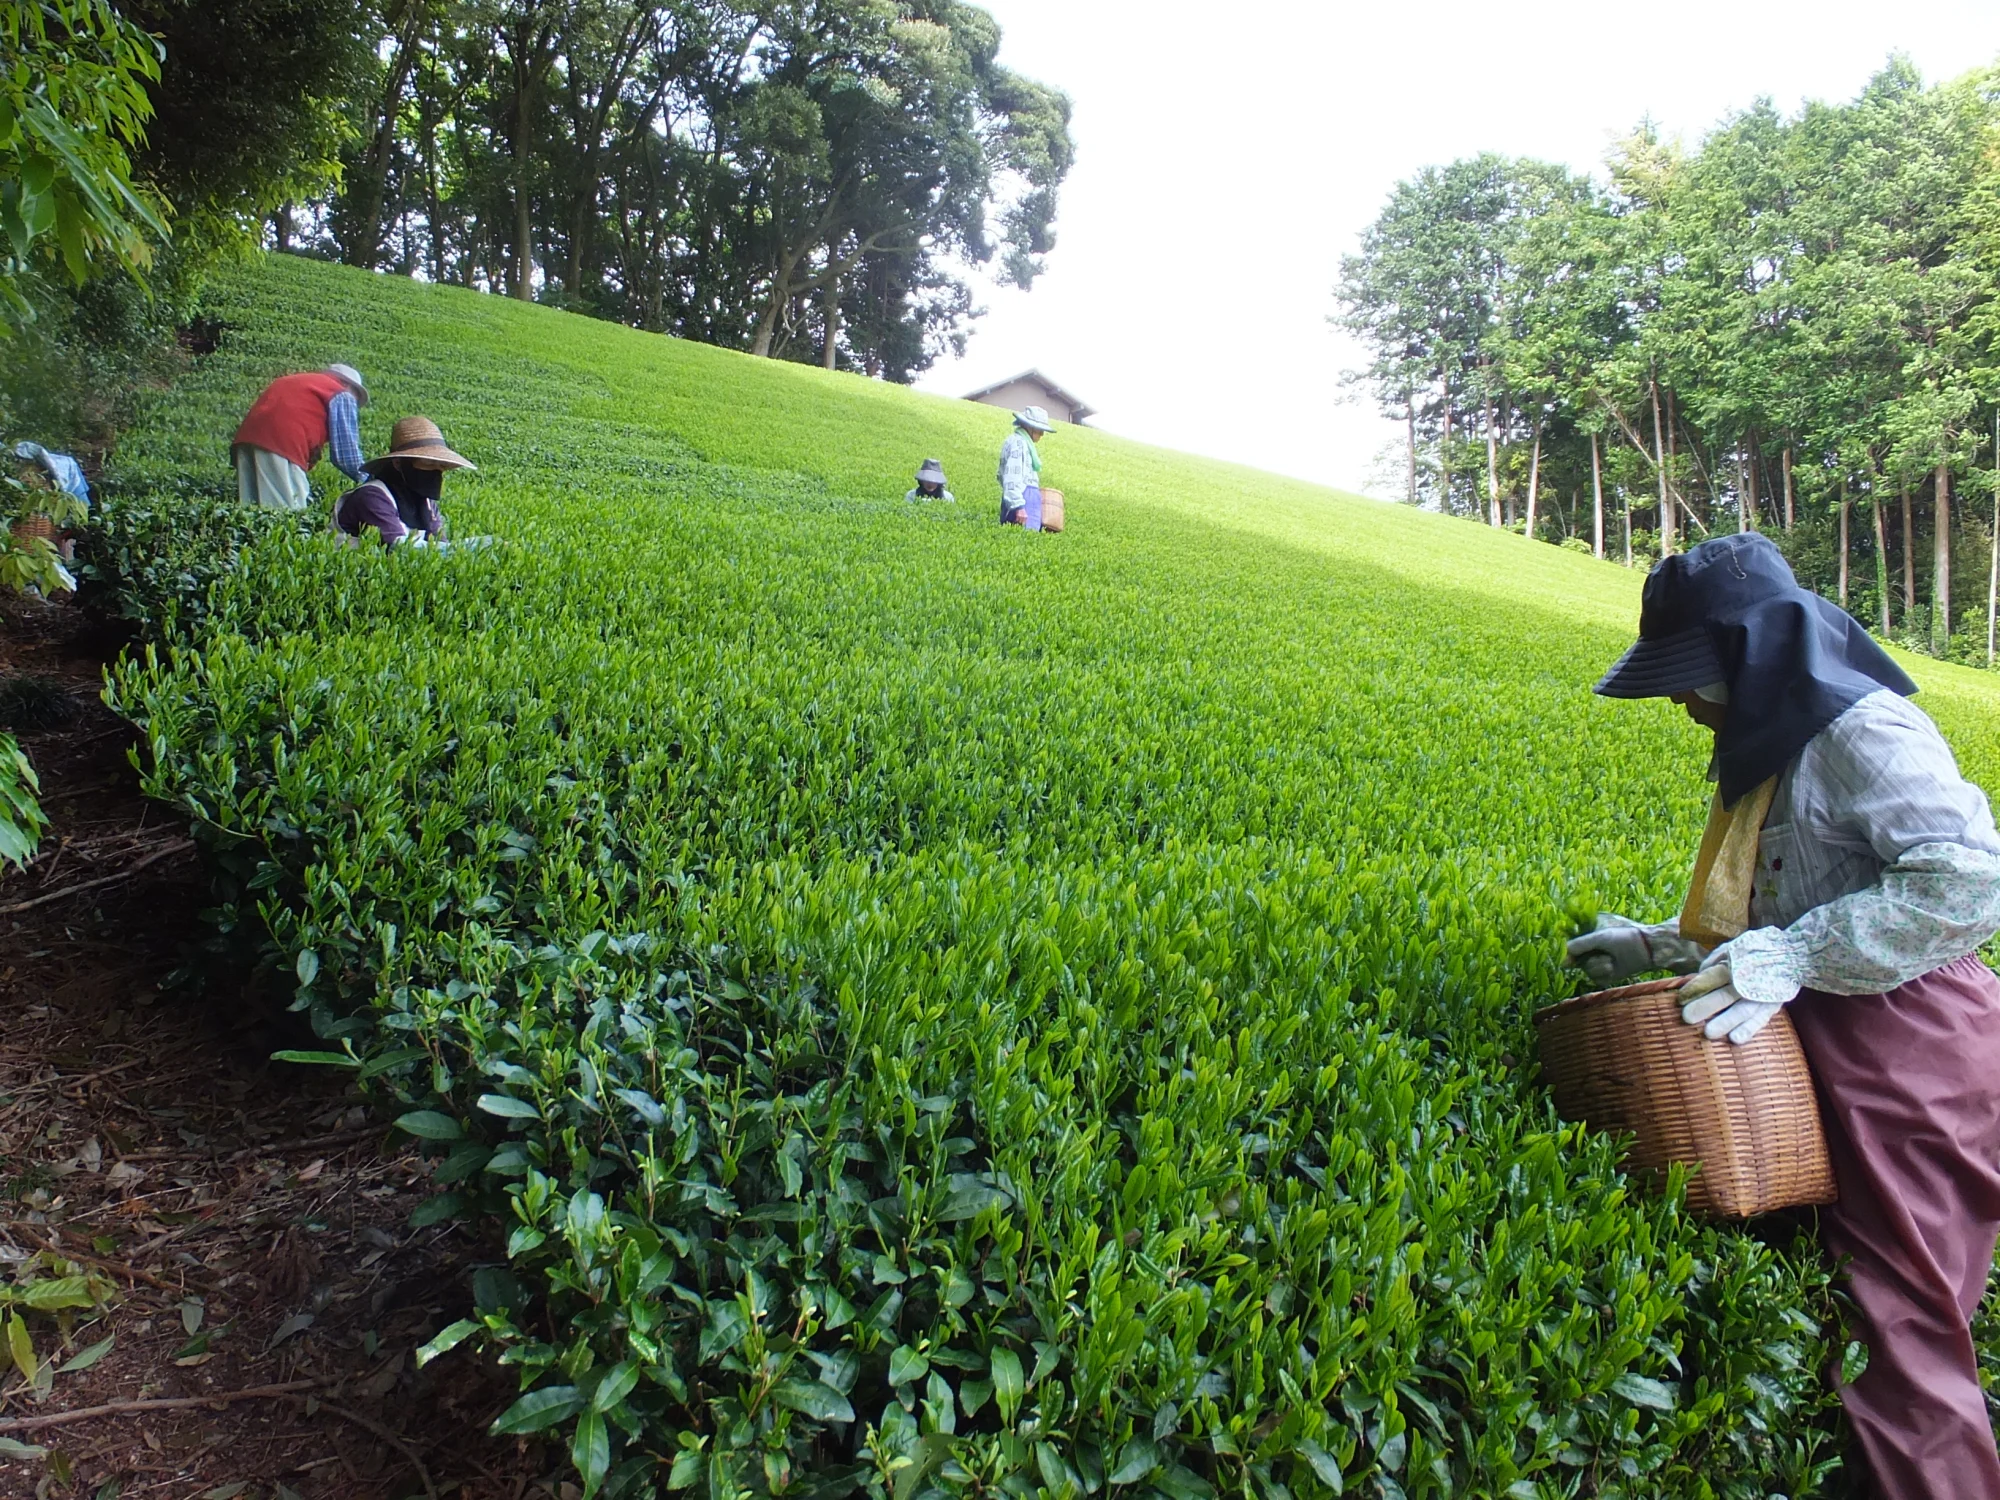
left=332, top=416, right=474, bottom=548
left=997, top=406, right=1053, bottom=529
left=1568, top=533, right=2000, bottom=1499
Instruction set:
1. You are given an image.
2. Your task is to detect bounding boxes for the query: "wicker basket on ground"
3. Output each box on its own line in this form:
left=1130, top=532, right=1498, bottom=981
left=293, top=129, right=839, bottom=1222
left=1535, top=976, right=1836, bottom=1219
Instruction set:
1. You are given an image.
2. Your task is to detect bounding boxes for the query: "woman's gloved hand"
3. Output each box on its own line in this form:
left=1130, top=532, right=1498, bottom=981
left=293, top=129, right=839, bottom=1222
left=1680, top=946, right=1800, bottom=1045
left=1564, top=914, right=1707, bottom=987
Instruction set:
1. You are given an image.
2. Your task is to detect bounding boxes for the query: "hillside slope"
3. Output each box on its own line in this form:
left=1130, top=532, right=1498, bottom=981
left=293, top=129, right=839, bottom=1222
left=122, top=255, right=2000, bottom=767
left=96, top=252, right=1994, bottom=1498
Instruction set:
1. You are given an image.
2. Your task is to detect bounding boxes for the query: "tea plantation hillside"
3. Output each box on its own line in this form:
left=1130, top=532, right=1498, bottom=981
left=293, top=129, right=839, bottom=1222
left=98, top=253, right=2000, bottom=1499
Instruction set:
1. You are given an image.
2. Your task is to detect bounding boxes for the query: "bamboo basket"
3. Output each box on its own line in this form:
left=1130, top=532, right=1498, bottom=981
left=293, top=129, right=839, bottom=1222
left=1040, top=487, right=1065, bottom=533
left=1534, top=976, right=1836, bottom=1219
left=11, top=516, right=58, bottom=546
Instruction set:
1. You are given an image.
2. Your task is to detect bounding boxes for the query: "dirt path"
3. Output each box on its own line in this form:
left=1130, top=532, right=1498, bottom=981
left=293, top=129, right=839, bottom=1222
left=0, top=597, right=559, bottom=1499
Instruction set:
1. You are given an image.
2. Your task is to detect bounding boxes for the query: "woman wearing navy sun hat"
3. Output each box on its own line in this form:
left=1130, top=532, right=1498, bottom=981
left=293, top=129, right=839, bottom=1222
left=1569, top=533, right=2000, bottom=1498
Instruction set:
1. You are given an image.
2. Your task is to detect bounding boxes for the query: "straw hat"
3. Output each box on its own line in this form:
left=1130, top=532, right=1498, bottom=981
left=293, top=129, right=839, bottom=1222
left=1014, top=405, right=1054, bottom=433
left=326, top=364, right=369, bottom=405
left=363, top=415, right=476, bottom=473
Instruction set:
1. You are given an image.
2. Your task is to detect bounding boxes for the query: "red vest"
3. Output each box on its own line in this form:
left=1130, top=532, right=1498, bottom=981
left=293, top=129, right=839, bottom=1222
left=233, top=371, right=348, bottom=471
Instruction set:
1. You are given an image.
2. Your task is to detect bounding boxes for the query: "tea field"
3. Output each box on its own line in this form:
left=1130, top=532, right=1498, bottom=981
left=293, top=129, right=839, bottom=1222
left=95, top=253, right=2000, bottom=1499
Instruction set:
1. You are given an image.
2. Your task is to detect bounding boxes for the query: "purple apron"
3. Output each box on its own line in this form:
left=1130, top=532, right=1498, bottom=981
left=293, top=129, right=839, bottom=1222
left=1791, top=952, right=2000, bottom=1497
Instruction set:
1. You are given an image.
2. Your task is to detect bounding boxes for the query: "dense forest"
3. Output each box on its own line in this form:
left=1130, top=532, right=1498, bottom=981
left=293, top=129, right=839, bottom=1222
left=2, top=0, right=1074, bottom=406
left=1337, top=60, right=2000, bottom=666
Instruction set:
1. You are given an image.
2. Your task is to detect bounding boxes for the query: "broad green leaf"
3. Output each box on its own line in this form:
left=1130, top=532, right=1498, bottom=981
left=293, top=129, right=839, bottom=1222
left=1108, top=1437, right=1160, bottom=1485
left=1609, top=1372, right=1678, bottom=1411
left=490, top=1384, right=585, bottom=1434
left=571, top=1408, right=609, bottom=1497
left=477, top=1092, right=542, bottom=1120
left=7, top=1313, right=36, bottom=1381
left=591, top=1360, right=640, bottom=1413
left=1295, top=1441, right=1343, bottom=1494
left=394, top=1110, right=462, bottom=1141
left=772, top=1377, right=855, bottom=1424
left=989, top=1347, right=1024, bottom=1423
left=415, top=1320, right=480, bottom=1368
left=59, top=1333, right=115, bottom=1373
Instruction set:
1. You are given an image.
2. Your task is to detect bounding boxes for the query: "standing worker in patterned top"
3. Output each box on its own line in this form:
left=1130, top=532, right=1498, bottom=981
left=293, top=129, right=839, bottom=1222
left=231, top=363, right=369, bottom=509
left=1566, top=534, right=2000, bottom=1500
left=997, top=405, right=1053, bottom=529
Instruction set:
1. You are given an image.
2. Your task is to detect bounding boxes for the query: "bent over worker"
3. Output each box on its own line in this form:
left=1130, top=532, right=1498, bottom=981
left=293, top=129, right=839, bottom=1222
left=997, top=405, right=1052, bottom=529
left=332, top=416, right=473, bottom=548
left=1568, top=533, right=2000, bottom=1500
left=232, top=364, right=369, bottom=509
left=907, top=458, right=955, bottom=503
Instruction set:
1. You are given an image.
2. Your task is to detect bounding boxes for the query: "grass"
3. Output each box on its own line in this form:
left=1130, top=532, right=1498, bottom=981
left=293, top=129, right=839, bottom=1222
left=92, top=251, right=2000, bottom=1500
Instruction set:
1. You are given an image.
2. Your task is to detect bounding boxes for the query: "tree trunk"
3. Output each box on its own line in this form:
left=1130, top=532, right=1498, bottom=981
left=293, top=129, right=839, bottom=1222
left=1623, top=488, right=1633, bottom=567
left=1991, top=416, right=1999, bottom=667
left=1650, top=375, right=1674, bottom=556
left=1838, top=476, right=1850, bottom=607
left=1873, top=490, right=1892, bottom=634
left=512, top=119, right=533, bottom=299
left=1405, top=394, right=1417, bottom=505
left=1935, top=461, right=1953, bottom=654
left=273, top=205, right=292, bottom=252
left=752, top=246, right=808, bottom=357
left=1782, top=445, right=1795, bottom=529
left=1742, top=441, right=1758, bottom=530
left=1485, top=392, right=1500, bottom=528
left=1591, top=432, right=1604, bottom=559
left=821, top=271, right=840, bottom=371
left=347, top=15, right=422, bottom=269
left=1440, top=403, right=1452, bottom=515
left=1903, top=481, right=1917, bottom=618
left=1524, top=426, right=1541, bottom=541
left=750, top=297, right=782, bottom=358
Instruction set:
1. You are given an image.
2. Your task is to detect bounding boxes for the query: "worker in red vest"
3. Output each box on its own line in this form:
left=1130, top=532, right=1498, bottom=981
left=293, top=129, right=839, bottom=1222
left=231, top=364, right=369, bottom=509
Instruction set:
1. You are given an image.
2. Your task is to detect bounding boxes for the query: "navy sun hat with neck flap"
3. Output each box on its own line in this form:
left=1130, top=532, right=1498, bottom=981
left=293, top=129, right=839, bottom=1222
left=1594, top=533, right=1917, bottom=804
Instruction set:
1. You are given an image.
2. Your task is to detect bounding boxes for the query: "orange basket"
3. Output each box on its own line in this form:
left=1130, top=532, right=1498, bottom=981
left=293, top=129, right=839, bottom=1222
left=1535, top=976, right=1836, bottom=1218
left=1040, top=487, right=1065, bottom=533
left=11, top=516, right=59, bottom=546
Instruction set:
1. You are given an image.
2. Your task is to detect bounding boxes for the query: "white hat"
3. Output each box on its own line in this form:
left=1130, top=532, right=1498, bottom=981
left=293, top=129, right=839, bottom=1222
left=326, top=363, right=369, bottom=405
left=1014, top=405, right=1054, bottom=433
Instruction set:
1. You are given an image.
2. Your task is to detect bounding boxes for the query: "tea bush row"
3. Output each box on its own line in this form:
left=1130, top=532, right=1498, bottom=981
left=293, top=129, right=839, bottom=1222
left=100, top=254, right=2000, bottom=1498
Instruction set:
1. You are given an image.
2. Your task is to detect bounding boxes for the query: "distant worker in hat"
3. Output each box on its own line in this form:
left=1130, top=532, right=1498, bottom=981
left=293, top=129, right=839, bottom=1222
left=906, top=458, right=955, bottom=503
left=1566, top=533, right=2000, bottom=1499
left=997, top=405, right=1053, bottom=529
left=332, top=416, right=474, bottom=548
left=232, top=363, right=370, bottom=509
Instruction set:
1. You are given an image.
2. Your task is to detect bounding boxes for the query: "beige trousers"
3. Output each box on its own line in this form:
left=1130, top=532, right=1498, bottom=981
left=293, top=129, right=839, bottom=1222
left=233, top=444, right=312, bottom=510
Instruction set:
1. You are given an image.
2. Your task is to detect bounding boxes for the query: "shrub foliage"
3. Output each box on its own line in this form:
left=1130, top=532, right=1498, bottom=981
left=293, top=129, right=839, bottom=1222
left=96, top=253, right=2000, bottom=1499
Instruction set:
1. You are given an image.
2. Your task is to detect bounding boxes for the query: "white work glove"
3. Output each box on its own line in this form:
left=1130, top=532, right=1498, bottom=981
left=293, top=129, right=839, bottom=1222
left=1564, top=914, right=1708, bottom=987
left=1679, top=945, right=1801, bottom=1045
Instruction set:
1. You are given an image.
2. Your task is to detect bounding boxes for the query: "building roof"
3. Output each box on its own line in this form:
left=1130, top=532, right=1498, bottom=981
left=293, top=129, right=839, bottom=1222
left=961, top=368, right=1096, bottom=424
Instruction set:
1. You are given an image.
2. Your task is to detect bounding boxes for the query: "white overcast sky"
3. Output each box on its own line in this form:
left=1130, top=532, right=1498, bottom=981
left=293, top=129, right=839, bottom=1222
left=913, top=0, right=2000, bottom=496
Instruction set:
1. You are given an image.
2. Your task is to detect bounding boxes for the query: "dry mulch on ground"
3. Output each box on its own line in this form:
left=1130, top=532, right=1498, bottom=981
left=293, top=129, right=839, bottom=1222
left=0, top=594, right=564, bottom=1500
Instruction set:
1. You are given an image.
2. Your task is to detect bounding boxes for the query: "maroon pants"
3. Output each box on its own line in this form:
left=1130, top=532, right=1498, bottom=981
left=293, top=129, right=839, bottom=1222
left=1792, top=953, right=2000, bottom=1498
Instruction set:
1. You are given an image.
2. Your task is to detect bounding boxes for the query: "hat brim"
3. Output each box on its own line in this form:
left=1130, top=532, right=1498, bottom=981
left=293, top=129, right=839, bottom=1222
left=1014, top=417, right=1054, bottom=433
left=1593, top=624, right=1725, bottom=698
left=365, top=445, right=476, bottom=473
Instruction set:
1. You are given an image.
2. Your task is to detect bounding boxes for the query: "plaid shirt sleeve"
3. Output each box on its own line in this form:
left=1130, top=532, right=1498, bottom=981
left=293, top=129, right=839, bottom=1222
left=998, top=434, right=1032, bottom=510
left=327, top=391, right=365, bottom=480
left=1725, top=692, right=2000, bottom=1001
